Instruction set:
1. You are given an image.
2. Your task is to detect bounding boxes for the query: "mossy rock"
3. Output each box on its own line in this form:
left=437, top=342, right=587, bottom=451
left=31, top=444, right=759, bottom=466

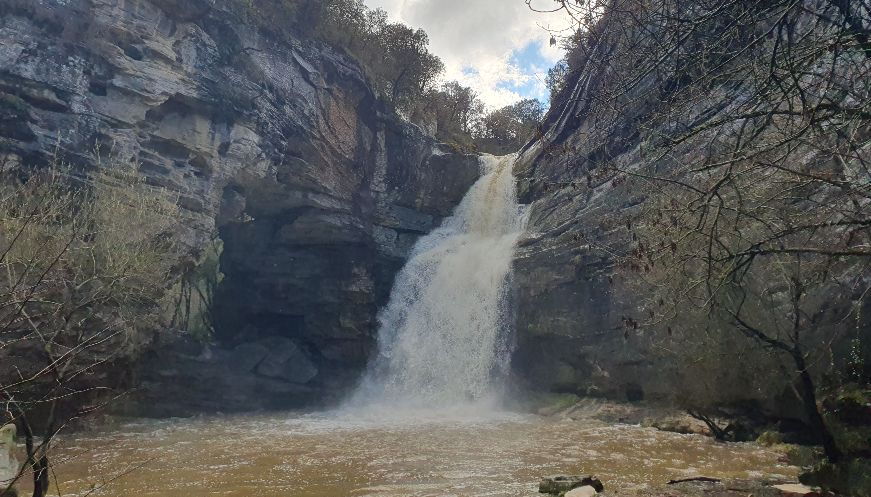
left=823, top=386, right=871, bottom=427
left=820, top=385, right=871, bottom=458
left=770, top=443, right=823, bottom=467
left=800, top=458, right=871, bottom=497
left=534, top=393, right=581, bottom=416
left=757, top=431, right=784, bottom=446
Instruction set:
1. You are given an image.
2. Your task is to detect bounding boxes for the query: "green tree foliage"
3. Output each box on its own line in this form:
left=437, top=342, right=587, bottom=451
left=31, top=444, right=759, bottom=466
left=415, top=82, right=485, bottom=151
left=379, top=25, right=444, bottom=108
left=238, top=0, right=443, bottom=114
left=545, top=59, right=569, bottom=104
left=476, top=98, right=545, bottom=154
left=318, top=1, right=444, bottom=110
left=237, top=0, right=548, bottom=154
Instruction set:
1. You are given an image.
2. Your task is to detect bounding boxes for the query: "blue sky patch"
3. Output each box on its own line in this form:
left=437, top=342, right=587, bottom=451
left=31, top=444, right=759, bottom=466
left=500, top=40, right=552, bottom=103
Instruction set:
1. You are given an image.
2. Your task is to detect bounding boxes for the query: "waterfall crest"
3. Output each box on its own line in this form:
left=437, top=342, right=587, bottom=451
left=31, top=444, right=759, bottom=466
left=353, top=154, right=526, bottom=408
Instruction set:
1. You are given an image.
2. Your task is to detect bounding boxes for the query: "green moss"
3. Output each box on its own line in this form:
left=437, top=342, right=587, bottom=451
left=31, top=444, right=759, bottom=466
left=832, top=424, right=871, bottom=456
left=780, top=444, right=823, bottom=467
left=830, top=386, right=871, bottom=425
left=532, top=392, right=581, bottom=415
left=757, top=430, right=784, bottom=446
left=821, top=385, right=871, bottom=458
left=801, top=458, right=871, bottom=497
left=549, top=393, right=581, bottom=410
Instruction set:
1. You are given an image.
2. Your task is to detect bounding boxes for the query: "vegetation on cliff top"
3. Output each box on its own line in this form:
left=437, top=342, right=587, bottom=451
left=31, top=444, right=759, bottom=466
left=234, top=0, right=546, bottom=153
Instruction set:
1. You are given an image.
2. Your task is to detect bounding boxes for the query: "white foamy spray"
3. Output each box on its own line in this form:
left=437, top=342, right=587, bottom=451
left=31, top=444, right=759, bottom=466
left=352, top=154, right=526, bottom=409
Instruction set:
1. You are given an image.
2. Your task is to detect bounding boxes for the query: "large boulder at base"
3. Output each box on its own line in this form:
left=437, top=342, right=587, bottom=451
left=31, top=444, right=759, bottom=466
left=539, top=476, right=604, bottom=495
left=253, top=338, right=318, bottom=384
left=230, top=338, right=318, bottom=384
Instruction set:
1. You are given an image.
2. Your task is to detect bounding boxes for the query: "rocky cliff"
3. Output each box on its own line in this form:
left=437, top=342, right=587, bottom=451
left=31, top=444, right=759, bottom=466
left=510, top=2, right=871, bottom=414
left=0, top=0, right=478, bottom=414
left=509, top=20, right=684, bottom=402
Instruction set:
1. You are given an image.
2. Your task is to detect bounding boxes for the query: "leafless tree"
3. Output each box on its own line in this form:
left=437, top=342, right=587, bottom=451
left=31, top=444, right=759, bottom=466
left=0, top=155, right=181, bottom=496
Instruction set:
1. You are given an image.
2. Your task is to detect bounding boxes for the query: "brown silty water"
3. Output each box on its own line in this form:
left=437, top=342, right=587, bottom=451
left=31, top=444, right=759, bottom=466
left=39, top=408, right=797, bottom=497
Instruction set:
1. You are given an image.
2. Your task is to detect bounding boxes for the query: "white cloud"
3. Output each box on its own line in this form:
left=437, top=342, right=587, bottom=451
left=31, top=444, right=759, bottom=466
left=363, top=0, right=573, bottom=109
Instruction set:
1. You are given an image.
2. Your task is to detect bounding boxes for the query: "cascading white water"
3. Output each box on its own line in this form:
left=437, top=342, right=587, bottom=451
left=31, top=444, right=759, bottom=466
left=353, top=154, right=526, bottom=408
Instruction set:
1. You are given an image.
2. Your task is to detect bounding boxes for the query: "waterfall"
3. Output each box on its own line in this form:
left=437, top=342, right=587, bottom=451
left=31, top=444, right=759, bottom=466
left=353, top=154, right=526, bottom=408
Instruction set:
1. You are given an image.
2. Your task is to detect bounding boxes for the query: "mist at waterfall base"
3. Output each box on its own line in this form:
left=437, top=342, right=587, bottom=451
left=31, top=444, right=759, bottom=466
left=346, top=154, right=527, bottom=417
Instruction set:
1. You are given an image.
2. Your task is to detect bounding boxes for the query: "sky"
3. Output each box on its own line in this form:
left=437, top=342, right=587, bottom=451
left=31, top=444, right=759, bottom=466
left=362, top=0, right=574, bottom=109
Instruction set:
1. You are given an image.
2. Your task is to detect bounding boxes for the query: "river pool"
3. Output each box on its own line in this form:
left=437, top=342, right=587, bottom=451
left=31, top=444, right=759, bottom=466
left=38, top=408, right=797, bottom=497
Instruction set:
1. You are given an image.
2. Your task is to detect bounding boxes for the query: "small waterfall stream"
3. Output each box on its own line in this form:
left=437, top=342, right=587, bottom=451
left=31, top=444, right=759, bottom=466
left=354, top=154, right=526, bottom=407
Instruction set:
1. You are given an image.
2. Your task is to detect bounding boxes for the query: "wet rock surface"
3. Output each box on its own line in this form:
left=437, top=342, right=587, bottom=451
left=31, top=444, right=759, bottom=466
left=540, top=475, right=604, bottom=495
left=131, top=333, right=321, bottom=416
left=510, top=2, right=870, bottom=420
left=771, top=483, right=823, bottom=497
left=631, top=479, right=809, bottom=497
left=537, top=475, right=813, bottom=497
left=0, top=424, right=18, bottom=495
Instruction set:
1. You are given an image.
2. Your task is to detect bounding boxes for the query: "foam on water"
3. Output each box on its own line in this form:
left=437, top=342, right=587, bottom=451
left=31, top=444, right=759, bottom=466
left=351, top=154, right=526, bottom=410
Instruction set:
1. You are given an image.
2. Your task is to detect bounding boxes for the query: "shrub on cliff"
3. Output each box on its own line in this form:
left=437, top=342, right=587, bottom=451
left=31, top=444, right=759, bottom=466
left=169, top=237, right=224, bottom=343
left=235, top=0, right=546, bottom=153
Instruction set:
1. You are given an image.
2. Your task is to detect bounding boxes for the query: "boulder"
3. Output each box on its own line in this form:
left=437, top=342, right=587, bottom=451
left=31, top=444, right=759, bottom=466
left=565, top=486, right=599, bottom=497
left=0, top=424, right=19, bottom=495
left=229, top=342, right=272, bottom=373
left=253, top=338, right=319, bottom=384
left=642, top=415, right=712, bottom=436
left=539, top=475, right=604, bottom=495
left=772, top=483, right=822, bottom=497
left=800, top=458, right=871, bottom=497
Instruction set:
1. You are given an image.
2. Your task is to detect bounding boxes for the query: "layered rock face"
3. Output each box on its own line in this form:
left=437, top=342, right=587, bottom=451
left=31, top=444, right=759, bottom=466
left=510, top=4, right=871, bottom=411
left=0, top=0, right=478, bottom=414
left=511, top=39, right=669, bottom=401
left=512, top=139, right=652, bottom=401
left=511, top=53, right=797, bottom=404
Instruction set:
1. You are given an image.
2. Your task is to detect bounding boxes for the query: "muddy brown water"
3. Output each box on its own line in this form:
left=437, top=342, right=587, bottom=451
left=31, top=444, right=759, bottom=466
left=34, top=409, right=796, bottom=497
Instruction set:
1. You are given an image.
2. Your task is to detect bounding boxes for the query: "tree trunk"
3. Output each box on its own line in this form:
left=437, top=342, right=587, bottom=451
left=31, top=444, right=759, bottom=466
left=687, top=410, right=730, bottom=441
left=17, top=419, right=47, bottom=497
left=30, top=455, right=48, bottom=497
left=792, top=351, right=842, bottom=462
